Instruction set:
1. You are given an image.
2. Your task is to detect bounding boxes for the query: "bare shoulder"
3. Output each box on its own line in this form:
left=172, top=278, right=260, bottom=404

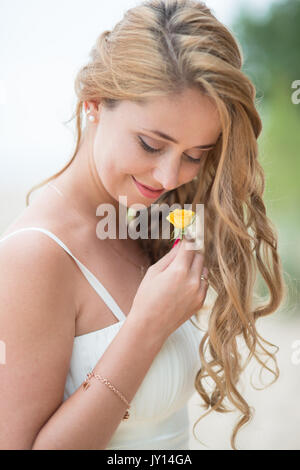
left=0, top=226, right=79, bottom=302
left=0, top=227, right=78, bottom=449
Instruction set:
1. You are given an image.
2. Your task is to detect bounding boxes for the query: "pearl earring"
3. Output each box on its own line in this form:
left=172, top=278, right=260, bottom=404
left=86, top=108, right=96, bottom=122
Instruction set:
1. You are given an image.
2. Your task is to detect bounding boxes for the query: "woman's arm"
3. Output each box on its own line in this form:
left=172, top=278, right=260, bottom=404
left=0, top=233, right=165, bottom=450
left=0, top=232, right=80, bottom=449
left=32, top=314, right=164, bottom=450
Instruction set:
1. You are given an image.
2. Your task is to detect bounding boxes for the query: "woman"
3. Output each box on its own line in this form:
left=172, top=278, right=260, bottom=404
left=0, top=0, right=286, bottom=450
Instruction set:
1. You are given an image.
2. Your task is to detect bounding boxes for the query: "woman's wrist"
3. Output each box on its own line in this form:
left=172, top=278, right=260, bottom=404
left=125, top=307, right=167, bottom=353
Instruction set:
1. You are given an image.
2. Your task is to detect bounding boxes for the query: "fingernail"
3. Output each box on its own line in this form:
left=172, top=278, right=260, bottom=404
left=172, top=238, right=181, bottom=248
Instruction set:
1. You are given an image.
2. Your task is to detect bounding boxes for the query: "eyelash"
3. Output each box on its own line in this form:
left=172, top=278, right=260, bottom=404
left=137, top=136, right=203, bottom=164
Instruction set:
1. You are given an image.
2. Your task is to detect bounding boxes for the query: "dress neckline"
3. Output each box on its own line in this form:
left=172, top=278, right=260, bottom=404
left=74, top=316, right=201, bottom=341
left=74, top=319, right=126, bottom=340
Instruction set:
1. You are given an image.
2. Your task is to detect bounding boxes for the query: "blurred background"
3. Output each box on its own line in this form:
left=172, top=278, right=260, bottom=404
left=0, top=0, right=299, bottom=450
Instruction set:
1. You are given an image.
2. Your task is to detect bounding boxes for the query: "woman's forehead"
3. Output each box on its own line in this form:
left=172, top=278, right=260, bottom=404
left=112, top=89, right=222, bottom=143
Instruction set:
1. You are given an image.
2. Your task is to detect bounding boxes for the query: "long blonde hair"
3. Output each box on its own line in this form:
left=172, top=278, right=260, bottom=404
left=26, top=0, right=287, bottom=450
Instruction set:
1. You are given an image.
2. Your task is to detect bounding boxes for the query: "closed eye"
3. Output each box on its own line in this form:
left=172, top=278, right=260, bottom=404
left=137, top=136, right=205, bottom=163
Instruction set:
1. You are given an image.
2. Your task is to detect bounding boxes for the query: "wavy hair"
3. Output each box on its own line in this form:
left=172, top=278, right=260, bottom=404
left=26, top=0, right=287, bottom=450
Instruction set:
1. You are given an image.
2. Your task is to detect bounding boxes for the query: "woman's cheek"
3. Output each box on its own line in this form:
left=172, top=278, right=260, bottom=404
left=122, top=149, right=148, bottom=173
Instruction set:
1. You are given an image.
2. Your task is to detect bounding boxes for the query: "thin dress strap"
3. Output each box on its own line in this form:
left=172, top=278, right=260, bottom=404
left=0, top=227, right=127, bottom=323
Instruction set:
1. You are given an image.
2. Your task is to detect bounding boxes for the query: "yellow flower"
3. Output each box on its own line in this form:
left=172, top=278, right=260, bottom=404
left=166, top=209, right=195, bottom=229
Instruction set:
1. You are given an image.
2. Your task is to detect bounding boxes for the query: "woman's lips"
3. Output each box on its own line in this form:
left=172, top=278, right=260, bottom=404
left=132, top=176, right=164, bottom=199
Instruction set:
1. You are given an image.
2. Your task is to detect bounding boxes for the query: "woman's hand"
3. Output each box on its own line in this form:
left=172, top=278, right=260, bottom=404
left=129, top=238, right=209, bottom=340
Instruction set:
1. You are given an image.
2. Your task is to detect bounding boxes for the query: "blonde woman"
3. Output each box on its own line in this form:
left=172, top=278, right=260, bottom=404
left=0, top=0, right=286, bottom=450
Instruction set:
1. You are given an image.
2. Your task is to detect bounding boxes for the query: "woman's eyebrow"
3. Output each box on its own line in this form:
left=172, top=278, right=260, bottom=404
left=140, top=128, right=217, bottom=149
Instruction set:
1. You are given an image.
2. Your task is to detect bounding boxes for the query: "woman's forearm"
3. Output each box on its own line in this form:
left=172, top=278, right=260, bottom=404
left=32, top=313, right=165, bottom=450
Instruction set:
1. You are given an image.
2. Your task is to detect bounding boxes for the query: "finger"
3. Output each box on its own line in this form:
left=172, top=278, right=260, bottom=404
left=199, top=267, right=209, bottom=298
left=172, top=237, right=181, bottom=248
left=152, top=238, right=181, bottom=273
left=197, top=282, right=209, bottom=312
left=175, top=237, right=197, bottom=270
left=190, top=250, right=205, bottom=279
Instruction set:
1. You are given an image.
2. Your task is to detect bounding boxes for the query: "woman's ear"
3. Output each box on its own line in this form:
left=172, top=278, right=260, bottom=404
left=84, top=100, right=102, bottom=114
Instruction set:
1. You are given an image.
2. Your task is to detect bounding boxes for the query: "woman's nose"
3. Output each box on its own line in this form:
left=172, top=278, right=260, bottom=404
left=153, top=155, right=181, bottom=191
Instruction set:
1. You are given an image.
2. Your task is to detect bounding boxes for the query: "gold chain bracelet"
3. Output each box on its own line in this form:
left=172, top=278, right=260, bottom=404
left=82, top=371, right=130, bottom=420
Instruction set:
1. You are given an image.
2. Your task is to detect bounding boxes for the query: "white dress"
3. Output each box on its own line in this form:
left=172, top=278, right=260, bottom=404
left=0, top=227, right=205, bottom=450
